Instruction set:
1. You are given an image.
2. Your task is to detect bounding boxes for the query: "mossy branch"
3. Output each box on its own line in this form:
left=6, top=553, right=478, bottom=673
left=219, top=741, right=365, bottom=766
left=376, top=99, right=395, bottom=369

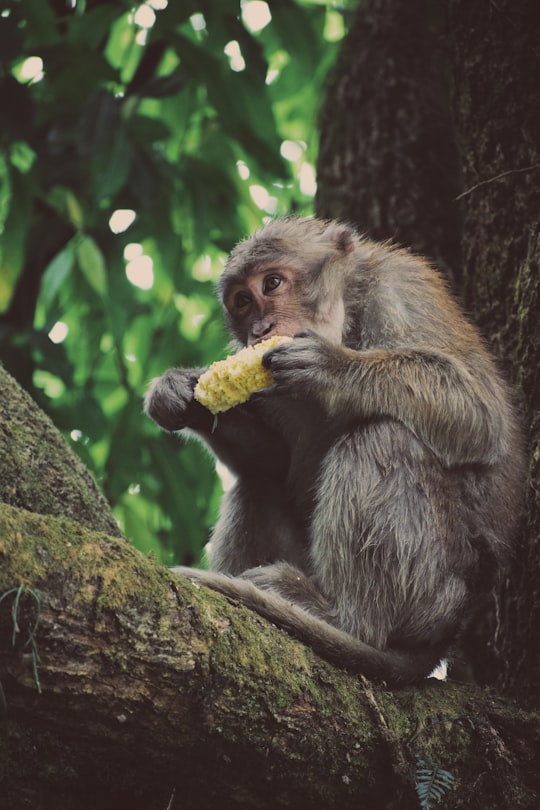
left=0, top=501, right=538, bottom=810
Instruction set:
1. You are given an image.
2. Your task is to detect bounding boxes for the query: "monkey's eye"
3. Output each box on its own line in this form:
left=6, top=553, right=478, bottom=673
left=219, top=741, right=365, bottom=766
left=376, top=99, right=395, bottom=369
left=233, top=291, right=252, bottom=310
left=263, top=275, right=282, bottom=294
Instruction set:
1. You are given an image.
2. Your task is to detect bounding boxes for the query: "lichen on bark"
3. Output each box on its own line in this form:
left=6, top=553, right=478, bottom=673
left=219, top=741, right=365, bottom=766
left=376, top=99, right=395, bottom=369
left=0, top=365, right=120, bottom=536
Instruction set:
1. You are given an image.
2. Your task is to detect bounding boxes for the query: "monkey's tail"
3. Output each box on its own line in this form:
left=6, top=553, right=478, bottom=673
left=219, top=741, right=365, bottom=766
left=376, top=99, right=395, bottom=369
left=173, top=568, right=446, bottom=685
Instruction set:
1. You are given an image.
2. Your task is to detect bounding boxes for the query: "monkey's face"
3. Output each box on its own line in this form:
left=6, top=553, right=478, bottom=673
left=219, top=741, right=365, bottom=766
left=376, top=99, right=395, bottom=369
left=221, top=265, right=307, bottom=346
left=220, top=217, right=354, bottom=346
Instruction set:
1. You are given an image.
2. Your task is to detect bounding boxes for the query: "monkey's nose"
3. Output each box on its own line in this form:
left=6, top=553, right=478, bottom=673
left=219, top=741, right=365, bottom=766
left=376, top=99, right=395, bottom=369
left=251, top=320, right=275, bottom=340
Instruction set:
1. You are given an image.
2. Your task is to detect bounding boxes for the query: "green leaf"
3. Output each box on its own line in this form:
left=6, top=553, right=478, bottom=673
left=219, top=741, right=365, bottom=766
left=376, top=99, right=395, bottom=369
left=115, top=492, right=169, bottom=562
left=76, top=236, right=108, bottom=298
left=126, top=114, right=172, bottom=145
left=20, top=0, right=59, bottom=47
left=77, top=93, right=132, bottom=200
left=39, top=45, right=119, bottom=110
left=67, top=5, right=126, bottom=50
left=0, top=164, right=32, bottom=312
left=135, top=69, right=186, bottom=99
left=45, top=187, right=84, bottom=230
left=10, top=142, right=36, bottom=174
left=90, top=132, right=132, bottom=200
left=266, top=1, right=326, bottom=77
left=37, top=240, right=76, bottom=316
left=168, top=32, right=286, bottom=177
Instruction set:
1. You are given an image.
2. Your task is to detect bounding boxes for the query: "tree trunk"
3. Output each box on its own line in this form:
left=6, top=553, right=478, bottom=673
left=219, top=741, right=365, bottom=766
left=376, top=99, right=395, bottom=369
left=317, top=0, right=540, bottom=698
left=447, top=0, right=540, bottom=697
left=0, top=366, right=120, bottom=537
left=316, top=0, right=462, bottom=280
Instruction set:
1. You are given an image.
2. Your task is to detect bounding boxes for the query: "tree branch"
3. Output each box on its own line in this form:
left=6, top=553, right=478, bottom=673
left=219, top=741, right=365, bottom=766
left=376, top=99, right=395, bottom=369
left=1, top=502, right=539, bottom=809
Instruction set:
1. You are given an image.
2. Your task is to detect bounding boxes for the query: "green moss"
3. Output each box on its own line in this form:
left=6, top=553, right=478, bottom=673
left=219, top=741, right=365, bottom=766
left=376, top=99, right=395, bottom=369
left=0, top=502, right=170, bottom=619
left=0, top=367, right=120, bottom=536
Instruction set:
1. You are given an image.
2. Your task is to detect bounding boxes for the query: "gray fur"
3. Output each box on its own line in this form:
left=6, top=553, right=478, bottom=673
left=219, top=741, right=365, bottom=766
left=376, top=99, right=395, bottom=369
left=146, top=217, right=524, bottom=684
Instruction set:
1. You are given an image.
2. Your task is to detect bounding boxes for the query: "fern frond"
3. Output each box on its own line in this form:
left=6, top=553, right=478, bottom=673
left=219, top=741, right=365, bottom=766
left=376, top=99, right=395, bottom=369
left=415, top=756, right=455, bottom=809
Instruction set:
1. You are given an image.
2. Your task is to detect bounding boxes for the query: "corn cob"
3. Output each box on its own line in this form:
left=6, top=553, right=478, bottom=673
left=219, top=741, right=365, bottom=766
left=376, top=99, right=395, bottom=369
left=194, top=335, right=292, bottom=413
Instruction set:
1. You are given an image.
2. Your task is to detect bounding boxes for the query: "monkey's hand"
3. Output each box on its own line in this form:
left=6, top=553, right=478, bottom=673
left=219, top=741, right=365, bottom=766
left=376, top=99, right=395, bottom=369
left=262, top=331, right=344, bottom=403
left=144, top=368, right=207, bottom=431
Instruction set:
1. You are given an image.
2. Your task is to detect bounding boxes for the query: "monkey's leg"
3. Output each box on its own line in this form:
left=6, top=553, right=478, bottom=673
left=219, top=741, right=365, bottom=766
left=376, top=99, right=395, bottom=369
left=238, top=561, right=336, bottom=623
left=174, top=561, right=336, bottom=626
left=312, top=419, right=475, bottom=651
left=206, top=478, right=308, bottom=575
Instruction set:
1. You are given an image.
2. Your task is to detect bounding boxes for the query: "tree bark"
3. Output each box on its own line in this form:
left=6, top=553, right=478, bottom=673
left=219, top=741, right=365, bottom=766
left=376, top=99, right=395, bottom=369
left=446, top=0, right=540, bottom=697
left=0, top=365, right=120, bottom=537
left=316, top=0, right=462, bottom=280
left=317, top=0, right=540, bottom=698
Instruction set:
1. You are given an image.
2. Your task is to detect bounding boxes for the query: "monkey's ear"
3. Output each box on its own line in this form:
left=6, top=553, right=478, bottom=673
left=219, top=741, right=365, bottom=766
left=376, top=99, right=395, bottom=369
left=332, top=225, right=355, bottom=254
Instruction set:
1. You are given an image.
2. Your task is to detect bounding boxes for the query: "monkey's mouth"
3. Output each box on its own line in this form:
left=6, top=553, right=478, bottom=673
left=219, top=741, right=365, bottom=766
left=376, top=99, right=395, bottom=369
left=250, top=329, right=299, bottom=346
left=250, top=334, right=278, bottom=346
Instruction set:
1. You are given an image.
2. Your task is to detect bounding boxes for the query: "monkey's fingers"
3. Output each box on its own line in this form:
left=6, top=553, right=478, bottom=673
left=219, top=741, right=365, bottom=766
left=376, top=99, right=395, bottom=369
left=262, top=334, right=323, bottom=375
left=145, top=369, right=201, bottom=431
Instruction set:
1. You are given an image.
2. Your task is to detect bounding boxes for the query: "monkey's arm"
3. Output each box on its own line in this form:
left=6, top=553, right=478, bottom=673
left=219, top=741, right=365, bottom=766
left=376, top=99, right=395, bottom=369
left=264, top=334, right=511, bottom=467
left=197, top=405, right=288, bottom=477
left=144, top=368, right=288, bottom=477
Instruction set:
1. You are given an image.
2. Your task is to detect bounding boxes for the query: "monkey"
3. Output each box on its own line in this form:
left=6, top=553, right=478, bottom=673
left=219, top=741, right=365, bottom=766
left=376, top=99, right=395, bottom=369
left=144, top=216, right=523, bottom=684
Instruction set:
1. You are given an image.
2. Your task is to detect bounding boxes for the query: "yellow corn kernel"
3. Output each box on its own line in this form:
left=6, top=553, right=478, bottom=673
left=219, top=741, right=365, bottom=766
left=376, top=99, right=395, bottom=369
left=194, top=335, right=292, bottom=413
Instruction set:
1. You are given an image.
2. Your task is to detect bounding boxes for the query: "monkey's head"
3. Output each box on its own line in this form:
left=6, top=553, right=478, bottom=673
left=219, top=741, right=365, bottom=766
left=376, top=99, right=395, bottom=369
left=219, top=217, right=357, bottom=346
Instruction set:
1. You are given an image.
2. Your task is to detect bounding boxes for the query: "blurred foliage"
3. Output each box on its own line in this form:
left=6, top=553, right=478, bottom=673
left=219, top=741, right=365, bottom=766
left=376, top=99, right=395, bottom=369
left=0, top=0, right=346, bottom=565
